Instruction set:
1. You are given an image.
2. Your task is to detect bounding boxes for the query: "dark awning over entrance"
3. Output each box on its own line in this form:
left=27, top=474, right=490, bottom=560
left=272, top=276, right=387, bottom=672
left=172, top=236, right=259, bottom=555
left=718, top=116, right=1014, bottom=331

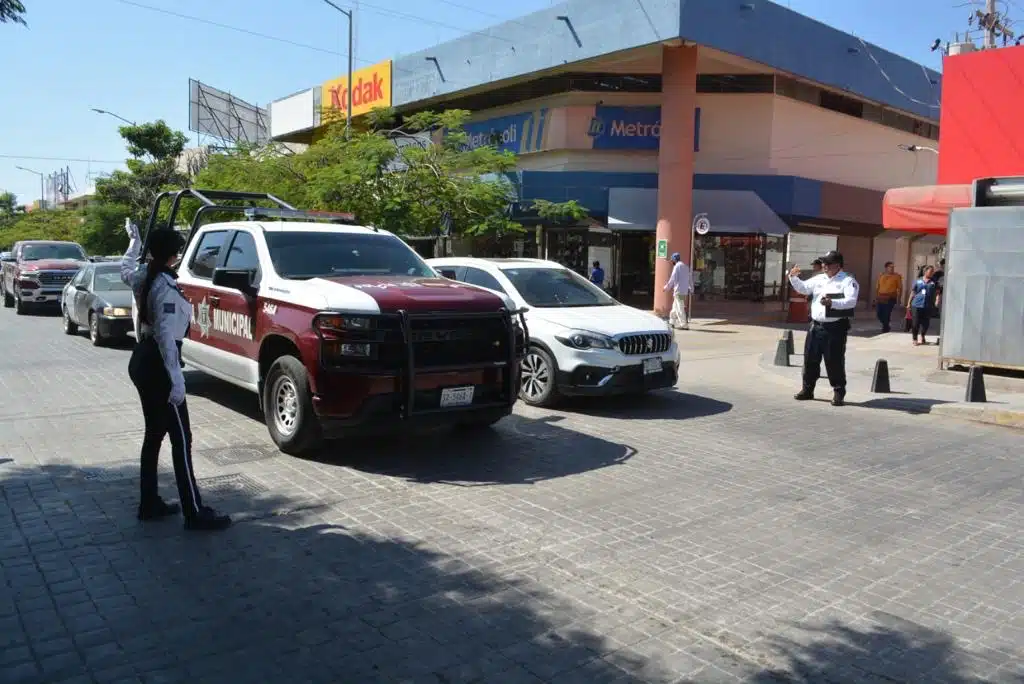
left=607, top=188, right=789, bottom=235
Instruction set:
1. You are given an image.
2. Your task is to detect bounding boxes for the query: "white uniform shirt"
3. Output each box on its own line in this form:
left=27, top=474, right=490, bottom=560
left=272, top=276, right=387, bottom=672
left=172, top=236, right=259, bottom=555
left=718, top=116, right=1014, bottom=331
left=664, top=261, right=693, bottom=296
left=120, top=235, right=192, bottom=398
left=789, top=271, right=860, bottom=323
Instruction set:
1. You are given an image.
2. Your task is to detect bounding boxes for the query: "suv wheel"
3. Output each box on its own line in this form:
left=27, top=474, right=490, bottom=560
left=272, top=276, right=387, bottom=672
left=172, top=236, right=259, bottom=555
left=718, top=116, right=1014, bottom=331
left=519, top=346, right=560, bottom=407
left=63, top=306, right=78, bottom=335
left=263, top=355, right=322, bottom=456
left=14, top=295, right=26, bottom=315
left=2, top=286, right=12, bottom=308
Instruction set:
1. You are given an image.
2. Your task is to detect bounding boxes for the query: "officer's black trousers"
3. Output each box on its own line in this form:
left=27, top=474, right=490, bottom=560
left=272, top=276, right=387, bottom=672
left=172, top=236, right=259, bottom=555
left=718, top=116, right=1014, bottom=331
left=128, top=338, right=203, bottom=516
left=802, top=319, right=850, bottom=392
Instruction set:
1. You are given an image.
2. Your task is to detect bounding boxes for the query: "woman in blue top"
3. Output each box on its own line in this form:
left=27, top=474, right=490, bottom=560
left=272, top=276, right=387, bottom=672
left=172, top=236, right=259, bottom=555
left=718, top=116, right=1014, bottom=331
left=907, top=265, right=939, bottom=346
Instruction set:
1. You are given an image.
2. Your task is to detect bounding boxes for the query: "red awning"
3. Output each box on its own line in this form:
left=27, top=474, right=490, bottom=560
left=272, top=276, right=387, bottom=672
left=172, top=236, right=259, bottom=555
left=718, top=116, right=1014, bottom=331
left=882, top=184, right=972, bottom=234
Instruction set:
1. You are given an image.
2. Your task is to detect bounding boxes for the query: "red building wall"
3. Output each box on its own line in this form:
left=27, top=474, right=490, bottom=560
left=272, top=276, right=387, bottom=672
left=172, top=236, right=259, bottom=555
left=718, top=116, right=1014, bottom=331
left=938, top=46, right=1024, bottom=185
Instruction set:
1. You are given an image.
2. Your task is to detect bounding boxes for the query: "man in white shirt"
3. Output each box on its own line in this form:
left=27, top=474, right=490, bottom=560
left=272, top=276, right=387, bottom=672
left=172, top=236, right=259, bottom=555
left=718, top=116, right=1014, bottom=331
left=787, top=250, right=860, bottom=406
left=662, top=252, right=693, bottom=330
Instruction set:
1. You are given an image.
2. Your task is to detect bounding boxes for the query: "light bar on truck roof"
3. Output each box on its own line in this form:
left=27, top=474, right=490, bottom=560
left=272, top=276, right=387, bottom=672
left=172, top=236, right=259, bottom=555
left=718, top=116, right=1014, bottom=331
left=242, top=207, right=358, bottom=224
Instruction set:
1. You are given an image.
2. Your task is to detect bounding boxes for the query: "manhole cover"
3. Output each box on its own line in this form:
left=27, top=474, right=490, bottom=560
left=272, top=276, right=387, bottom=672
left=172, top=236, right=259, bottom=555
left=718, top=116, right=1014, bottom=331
left=197, top=472, right=268, bottom=497
left=195, top=445, right=276, bottom=467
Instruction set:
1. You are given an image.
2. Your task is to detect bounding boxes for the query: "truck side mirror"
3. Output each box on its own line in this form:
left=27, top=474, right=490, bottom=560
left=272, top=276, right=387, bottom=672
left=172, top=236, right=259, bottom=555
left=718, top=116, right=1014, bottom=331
left=212, top=267, right=256, bottom=295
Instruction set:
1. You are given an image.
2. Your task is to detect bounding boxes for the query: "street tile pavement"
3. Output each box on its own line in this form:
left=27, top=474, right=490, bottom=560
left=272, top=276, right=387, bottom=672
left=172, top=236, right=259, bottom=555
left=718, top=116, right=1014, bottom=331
left=1, top=309, right=1023, bottom=683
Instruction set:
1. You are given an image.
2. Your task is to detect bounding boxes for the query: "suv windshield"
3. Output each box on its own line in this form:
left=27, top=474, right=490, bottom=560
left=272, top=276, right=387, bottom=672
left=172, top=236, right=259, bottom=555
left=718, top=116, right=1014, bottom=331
left=265, top=232, right=434, bottom=280
left=93, top=267, right=130, bottom=292
left=501, top=267, right=617, bottom=308
left=21, top=243, right=85, bottom=261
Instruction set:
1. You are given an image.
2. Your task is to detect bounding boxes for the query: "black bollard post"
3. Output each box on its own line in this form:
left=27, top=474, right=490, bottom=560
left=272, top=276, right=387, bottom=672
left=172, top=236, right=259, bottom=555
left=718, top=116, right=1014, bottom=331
left=871, top=359, right=891, bottom=393
left=782, top=329, right=794, bottom=356
left=773, top=337, right=790, bottom=367
left=965, top=365, right=987, bottom=403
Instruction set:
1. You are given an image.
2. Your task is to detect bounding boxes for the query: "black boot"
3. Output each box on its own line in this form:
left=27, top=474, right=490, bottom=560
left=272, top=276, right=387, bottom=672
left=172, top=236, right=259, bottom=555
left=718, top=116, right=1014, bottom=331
left=794, top=389, right=814, bottom=401
left=184, top=506, right=232, bottom=531
left=831, top=389, right=846, bottom=406
left=138, top=497, right=181, bottom=521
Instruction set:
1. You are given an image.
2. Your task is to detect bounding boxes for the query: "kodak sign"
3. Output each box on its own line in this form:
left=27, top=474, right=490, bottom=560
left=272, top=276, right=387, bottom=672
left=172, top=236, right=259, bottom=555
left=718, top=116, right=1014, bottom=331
left=321, top=60, right=392, bottom=119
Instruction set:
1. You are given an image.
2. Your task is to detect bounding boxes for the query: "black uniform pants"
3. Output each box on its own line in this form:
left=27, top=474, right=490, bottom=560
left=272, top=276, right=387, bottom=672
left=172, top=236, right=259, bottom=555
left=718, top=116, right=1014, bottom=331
left=911, top=307, right=932, bottom=340
left=128, top=337, right=203, bottom=516
left=803, top=319, right=850, bottom=393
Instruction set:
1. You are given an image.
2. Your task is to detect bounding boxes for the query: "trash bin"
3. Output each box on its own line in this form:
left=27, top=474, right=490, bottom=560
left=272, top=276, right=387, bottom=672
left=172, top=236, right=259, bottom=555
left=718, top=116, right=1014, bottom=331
left=787, top=296, right=809, bottom=323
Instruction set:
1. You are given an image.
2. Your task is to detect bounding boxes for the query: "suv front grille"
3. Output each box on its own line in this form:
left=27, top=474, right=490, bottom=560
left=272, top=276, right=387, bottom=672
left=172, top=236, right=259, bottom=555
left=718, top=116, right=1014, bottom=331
left=618, top=333, right=672, bottom=356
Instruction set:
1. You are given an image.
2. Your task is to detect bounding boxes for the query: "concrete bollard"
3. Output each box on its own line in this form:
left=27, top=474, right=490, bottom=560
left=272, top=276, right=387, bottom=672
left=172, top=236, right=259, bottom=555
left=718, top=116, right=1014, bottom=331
left=871, top=359, right=891, bottom=393
left=966, top=365, right=987, bottom=403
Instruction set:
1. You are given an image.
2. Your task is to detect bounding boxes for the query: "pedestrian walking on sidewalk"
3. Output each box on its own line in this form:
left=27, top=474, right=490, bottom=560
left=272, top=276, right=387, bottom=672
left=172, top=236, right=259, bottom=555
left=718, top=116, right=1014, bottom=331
left=663, top=252, right=693, bottom=330
left=787, top=250, right=860, bottom=406
left=907, top=265, right=939, bottom=346
left=120, top=220, right=232, bottom=531
left=874, top=261, right=903, bottom=332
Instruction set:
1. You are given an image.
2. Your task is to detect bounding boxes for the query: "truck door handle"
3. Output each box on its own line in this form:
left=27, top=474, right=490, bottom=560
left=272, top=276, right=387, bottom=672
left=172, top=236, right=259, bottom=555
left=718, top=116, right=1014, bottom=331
left=208, top=296, right=220, bottom=305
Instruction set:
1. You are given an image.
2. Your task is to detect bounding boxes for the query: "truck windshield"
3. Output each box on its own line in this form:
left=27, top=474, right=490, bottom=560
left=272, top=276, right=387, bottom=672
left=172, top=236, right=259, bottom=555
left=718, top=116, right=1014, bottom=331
left=21, top=244, right=85, bottom=261
left=265, top=232, right=435, bottom=280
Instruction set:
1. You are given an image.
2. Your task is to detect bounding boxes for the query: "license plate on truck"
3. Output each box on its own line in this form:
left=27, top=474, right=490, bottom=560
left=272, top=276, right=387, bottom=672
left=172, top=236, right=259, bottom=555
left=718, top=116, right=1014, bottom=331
left=440, top=386, right=475, bottom=407
left=643, top=357, right=661, bottom=375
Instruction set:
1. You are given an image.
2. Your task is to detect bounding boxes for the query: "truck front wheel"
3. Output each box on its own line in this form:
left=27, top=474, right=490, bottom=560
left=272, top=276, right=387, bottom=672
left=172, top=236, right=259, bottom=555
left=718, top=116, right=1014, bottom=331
left=263, top=355, right=323, bottom=456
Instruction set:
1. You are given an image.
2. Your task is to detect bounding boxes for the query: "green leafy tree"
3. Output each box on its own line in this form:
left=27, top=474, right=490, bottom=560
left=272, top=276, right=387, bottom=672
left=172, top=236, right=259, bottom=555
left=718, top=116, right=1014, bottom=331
left=94, top=120, right=190, bottom=230
left=0, top=191, right=19, bottom=218
left=0, top=210, right=85, bottom=250
left=80, top=202, right=132, bottom=255
left=0, top=0, right=27, bottom=26
left=530, top=199, right=590, bottom=225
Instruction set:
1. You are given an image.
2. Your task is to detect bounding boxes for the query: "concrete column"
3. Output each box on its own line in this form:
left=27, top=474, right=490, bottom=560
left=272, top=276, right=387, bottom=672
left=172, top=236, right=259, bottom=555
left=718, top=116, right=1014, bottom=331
left=654, top=45, right=699, bottom=316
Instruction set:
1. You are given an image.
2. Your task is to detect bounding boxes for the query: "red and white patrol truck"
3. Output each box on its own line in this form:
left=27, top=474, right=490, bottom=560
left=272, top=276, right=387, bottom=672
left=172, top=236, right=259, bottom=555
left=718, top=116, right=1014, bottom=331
left=141, top=189, right=526, bottom=455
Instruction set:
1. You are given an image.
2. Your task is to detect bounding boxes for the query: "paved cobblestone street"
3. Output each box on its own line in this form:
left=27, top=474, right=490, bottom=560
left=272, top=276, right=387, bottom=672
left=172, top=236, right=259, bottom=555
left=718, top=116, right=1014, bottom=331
left=1, top=309, right=1022, bottom=684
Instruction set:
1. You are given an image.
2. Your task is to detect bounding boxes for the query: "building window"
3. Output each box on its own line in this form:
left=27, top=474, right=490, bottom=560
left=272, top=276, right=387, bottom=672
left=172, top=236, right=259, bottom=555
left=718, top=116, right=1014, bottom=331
left=819, top=90, right=864, bottom=118
left=696, top=74, right=776, bottom=93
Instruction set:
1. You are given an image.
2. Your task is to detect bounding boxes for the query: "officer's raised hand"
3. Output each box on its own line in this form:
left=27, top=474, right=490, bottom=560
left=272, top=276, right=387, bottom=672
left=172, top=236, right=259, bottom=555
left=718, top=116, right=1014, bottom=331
left=125, top=217, right=139, bottom=241
left=789, top=265, right=802, bottom=278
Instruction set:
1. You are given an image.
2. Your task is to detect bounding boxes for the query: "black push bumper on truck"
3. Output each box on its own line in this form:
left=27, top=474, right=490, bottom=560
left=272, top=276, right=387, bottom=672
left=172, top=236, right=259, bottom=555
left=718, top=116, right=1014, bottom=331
left=312, top=307, right=528, bottom=435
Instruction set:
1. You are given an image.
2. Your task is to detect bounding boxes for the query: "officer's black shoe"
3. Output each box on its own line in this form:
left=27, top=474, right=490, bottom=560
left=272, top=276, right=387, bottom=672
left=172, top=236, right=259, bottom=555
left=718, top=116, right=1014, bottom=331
left=184, top=506, right=232, bottom=531
left=794, top=389, right=814, bottom=401
left=138, top=498, right=181, bottom=521
left=832, top=390, right=846, bottom=407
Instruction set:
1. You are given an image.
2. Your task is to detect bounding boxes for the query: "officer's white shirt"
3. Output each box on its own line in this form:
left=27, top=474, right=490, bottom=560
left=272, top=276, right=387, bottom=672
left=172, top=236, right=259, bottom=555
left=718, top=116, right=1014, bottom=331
left=789, top=271, right=860, bottom=323
left=120, top=235, right=192, bottom=397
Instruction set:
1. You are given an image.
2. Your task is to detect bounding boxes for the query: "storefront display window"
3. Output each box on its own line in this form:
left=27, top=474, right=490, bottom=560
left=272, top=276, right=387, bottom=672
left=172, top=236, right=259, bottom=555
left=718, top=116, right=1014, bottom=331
left=693, top=234, right=784, bottom=302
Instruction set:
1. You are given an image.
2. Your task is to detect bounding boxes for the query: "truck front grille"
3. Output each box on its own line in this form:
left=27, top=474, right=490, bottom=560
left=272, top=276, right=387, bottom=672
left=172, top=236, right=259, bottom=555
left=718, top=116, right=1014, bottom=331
left=618, top=333, right=672, bottom=356
left=39, top=271, right=75, bottom=286
left=409, top=315, right=509, bottom=368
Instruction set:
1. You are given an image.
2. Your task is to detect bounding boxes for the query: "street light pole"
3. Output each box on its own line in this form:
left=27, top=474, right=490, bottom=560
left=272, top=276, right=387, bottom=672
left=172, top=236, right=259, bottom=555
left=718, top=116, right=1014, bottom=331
left=15, top=166, right=45, bottom=210
left=321, top=0, right=354, bottom=138
left=90, top=108, right=136, bottom=126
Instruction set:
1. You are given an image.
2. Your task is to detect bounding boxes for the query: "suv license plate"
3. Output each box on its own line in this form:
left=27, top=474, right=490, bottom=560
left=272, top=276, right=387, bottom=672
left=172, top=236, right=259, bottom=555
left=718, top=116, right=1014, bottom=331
left=642, top=357, right=661, bottom=375
left=440, top=386, right=475, bottom=408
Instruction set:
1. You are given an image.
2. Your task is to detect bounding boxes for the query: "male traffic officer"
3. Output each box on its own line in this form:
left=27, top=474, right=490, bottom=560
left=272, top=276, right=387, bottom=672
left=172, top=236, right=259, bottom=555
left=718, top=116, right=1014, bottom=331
left=787, top=250, right=859, bottom=406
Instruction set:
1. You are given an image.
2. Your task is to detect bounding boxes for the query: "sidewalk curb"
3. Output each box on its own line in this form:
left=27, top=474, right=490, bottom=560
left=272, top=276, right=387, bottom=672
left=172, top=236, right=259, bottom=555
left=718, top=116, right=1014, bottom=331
left=930, top=404, right=1024, bottom=430
left=756, top=353, right=1024, bottom=431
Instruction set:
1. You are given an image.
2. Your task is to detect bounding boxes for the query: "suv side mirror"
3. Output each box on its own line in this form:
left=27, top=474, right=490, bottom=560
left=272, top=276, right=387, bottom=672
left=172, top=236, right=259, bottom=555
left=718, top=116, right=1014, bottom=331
left=212, top=267, right=256, bottom=294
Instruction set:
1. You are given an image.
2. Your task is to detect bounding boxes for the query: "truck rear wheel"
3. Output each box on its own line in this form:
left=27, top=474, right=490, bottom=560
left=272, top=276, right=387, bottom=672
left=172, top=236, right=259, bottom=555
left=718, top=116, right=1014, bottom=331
left=263, top=355, right=322, bottom=456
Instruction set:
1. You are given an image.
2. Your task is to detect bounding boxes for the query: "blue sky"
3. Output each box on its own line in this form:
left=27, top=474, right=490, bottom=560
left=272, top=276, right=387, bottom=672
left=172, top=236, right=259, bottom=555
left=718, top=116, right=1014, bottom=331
left=0, top=0, right=973, bottom=204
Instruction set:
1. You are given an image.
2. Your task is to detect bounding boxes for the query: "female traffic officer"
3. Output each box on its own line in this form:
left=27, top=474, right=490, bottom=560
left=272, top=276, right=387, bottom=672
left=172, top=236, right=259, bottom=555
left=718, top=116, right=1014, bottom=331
left=120, top=219, right=231, bottom=531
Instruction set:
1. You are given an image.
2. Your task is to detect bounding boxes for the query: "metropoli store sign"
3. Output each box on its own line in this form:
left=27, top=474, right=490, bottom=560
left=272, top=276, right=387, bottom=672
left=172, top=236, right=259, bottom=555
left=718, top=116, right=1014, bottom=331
left=321, top=60, right=392, bottom=119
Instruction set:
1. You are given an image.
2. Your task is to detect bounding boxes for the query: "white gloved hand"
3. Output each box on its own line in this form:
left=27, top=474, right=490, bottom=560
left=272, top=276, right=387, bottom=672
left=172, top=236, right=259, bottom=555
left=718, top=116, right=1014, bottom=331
left=125, top=217, right=140, bottom=241
left=168, top=381, right=185, bottom=406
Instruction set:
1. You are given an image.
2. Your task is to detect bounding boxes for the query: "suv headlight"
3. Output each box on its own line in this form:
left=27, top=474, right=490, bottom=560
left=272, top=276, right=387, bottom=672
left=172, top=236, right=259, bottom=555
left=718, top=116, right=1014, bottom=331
left=554, top=330, right=616, bottom=350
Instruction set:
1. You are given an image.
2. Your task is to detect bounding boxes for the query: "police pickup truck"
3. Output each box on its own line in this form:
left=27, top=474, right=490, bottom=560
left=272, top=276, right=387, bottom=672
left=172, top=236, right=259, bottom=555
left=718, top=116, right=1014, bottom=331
left=139, top=189, right=526, bottom=456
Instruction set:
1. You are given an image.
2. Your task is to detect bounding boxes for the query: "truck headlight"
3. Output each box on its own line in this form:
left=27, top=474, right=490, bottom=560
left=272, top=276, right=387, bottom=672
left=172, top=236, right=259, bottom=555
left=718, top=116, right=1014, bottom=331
left=554, top=331, right=616, bottom=350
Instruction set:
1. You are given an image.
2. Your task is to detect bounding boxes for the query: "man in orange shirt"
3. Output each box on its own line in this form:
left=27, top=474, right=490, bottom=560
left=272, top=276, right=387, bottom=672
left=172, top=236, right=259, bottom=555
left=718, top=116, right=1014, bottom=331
left=874, top=261, right=903, bottom=333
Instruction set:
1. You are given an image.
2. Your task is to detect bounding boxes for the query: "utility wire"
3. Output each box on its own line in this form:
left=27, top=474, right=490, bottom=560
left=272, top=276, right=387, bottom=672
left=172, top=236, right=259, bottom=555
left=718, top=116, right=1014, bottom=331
left=856, top=37, right=941, bottom=110
left=1, top=154, right=123, bottom=164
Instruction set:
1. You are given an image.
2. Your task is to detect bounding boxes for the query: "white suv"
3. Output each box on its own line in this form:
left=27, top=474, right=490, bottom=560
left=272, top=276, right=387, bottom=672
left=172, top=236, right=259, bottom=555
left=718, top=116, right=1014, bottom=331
left=428, top=257, right=680, bottom=406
